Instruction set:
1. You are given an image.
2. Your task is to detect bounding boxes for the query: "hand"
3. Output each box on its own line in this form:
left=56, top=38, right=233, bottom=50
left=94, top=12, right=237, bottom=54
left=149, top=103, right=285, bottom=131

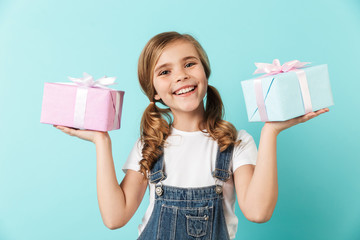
left=263, top=108, right=330, bottom=135
left=53, top=125, right=109, bottom=144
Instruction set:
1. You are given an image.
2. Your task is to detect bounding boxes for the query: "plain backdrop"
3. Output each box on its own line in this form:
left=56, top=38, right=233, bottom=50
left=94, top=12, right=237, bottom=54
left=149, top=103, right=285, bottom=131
left=0, top=0, right=359, bottom=239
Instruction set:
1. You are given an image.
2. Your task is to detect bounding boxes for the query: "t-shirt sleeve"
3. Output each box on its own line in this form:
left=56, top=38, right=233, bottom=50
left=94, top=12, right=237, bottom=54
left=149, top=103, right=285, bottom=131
left=122, top=138, right=143, bottom=174
left=231, top=130, right=258, bottom=172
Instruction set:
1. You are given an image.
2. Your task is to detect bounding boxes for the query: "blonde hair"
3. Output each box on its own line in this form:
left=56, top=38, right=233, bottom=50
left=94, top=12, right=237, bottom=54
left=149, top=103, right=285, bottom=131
left=138, top=31, right=241, bottom=180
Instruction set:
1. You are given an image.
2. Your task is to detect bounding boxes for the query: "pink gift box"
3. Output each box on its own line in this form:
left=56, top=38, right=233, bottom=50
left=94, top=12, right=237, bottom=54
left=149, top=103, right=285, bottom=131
left=40, top=82, right=125, bottom=131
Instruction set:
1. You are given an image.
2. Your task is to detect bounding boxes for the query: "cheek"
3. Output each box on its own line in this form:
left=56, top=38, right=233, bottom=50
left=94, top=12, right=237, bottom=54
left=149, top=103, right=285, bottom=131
left=202, top=84, right=208, bottom=97
left=153, top=78, right=160, bottom=91
left=200, top=79, right=208, bottom=97
left=153, top=79, right=168, bottom=96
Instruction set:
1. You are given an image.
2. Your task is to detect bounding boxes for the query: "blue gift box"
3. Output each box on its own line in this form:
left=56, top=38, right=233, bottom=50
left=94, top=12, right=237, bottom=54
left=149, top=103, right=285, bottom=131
left=241, top=64, right=334, bottom=122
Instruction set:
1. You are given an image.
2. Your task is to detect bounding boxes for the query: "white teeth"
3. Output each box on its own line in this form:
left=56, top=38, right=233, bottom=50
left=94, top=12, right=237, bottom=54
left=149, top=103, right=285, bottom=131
left=175, top=86, right=195, bottom=95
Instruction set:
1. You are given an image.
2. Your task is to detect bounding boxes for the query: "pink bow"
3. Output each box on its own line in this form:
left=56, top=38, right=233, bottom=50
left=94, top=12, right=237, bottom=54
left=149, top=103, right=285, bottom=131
left=253, top=59, right=310, bottom=76
left=252, top=59, right=313, bottom=122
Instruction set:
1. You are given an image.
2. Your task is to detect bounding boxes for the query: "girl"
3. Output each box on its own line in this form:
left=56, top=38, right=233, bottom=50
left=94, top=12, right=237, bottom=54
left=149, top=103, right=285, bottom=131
left=55, top=31, right=329, bottom=239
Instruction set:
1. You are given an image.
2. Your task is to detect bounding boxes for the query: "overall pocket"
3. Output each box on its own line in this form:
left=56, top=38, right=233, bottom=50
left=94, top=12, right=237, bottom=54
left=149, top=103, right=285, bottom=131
left=186, top=213, right=210, bottom=237
left=158, top=203, right=214, bottom=239
left=185, top=206, right=213, bottom=238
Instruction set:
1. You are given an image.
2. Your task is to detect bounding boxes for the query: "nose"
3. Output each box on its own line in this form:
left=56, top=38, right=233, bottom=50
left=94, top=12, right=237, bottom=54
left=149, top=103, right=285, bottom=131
left=175, top=68, right=189, bottom=82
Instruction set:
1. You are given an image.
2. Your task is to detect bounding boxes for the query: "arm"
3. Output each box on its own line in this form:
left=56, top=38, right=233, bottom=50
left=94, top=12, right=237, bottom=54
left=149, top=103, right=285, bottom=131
left=54, top=126, right=148, bottom=229
left=234, top=126, right=278, bottom=223
left=95, top=134, right=148, bottom=229
left=234, top=108, right=329, bottom=223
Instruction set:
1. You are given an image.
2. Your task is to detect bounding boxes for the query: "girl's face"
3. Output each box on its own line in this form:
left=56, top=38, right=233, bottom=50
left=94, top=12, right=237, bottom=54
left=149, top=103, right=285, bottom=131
left=153, top=40, right=208, bottom=118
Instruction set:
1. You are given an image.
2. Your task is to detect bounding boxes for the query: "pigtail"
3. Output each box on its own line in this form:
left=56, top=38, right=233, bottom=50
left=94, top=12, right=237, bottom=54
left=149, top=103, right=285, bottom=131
left=202, top=85, right=241, bottom=152
left=139, top=102, right=172, bottom=180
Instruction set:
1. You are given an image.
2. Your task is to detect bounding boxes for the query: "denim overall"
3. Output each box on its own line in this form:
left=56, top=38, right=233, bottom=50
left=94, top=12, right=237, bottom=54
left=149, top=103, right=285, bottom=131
left=138, top=145, right=234, bottom=240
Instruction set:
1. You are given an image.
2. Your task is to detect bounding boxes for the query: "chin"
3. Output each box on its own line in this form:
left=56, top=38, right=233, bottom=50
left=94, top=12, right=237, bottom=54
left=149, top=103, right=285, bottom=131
left=178, top=101, right=204, bottom=112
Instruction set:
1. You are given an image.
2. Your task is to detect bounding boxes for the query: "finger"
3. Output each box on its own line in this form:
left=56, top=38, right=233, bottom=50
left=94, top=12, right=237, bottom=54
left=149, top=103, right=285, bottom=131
left=298, top=112, right=316, bottom=123
left=64, top=128, right=77, bottom=136
left=58, top=126, right=77, bottom=136
left=312, top=109, right=329, bottom=117
left=306, top=113, right=316, bottom=120
left=315, top=108, right=329, bottom=115
left=56, top=126, right=66, bottom=131
left=303, top=108, right=328, bottom=121
left=55, top=125, right=74, bottom=131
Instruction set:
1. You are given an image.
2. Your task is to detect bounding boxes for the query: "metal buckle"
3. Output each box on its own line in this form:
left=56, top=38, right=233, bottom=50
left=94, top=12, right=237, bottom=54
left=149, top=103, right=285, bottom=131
left=215, top=179, right=223, bottom=195
left=155, top=182, right=163, bottom=196
left=215, top=185, right=223, bottom=195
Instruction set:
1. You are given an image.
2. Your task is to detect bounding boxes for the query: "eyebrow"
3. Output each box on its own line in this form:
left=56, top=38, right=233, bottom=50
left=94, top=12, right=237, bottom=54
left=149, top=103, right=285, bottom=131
left=154, top=56, right=199, bottom=73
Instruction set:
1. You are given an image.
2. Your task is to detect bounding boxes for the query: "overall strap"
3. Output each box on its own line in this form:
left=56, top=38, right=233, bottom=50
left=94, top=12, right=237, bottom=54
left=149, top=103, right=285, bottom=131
left=148, top=148, right=167, bottom=184
left=212, top=145, right=234, bottom=182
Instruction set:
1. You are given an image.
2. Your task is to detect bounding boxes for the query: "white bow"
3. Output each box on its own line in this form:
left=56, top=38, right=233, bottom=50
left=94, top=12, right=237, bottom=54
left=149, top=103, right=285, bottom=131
left=68, top=72, right=116, bottom=88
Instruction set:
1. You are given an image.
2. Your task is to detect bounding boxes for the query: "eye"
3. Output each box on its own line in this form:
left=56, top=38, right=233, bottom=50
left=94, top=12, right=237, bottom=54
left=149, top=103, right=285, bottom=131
left=159, top=70, right=170, bottom=76
left=185, top=62, right=196, bottom=68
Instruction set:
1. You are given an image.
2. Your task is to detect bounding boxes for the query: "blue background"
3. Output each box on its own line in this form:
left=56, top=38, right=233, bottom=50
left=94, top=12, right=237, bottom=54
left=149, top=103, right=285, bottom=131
left=1, top=0, right=359, bottom=239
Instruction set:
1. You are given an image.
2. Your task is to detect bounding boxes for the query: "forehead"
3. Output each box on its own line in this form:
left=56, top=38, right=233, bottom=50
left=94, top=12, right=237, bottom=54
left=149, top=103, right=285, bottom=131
left=155, top=40, right=200, bottom=66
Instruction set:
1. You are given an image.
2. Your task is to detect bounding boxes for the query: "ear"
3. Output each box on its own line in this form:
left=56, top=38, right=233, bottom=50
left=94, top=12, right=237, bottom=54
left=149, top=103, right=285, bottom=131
left=154, top=94, right=161, bottom=100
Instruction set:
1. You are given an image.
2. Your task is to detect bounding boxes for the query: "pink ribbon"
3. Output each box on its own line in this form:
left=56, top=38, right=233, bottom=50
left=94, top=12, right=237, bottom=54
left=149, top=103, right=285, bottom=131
left=253, top=59, right=312, bottom=122
left=253, top=59, right=310, bottom=75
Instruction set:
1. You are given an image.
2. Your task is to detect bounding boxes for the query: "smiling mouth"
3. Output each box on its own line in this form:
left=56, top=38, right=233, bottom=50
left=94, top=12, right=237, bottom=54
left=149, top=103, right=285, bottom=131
left=173, top=86, right=197, bottom=95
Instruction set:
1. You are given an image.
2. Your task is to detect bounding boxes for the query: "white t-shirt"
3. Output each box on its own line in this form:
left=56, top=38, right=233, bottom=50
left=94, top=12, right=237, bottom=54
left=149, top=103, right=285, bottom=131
left=122, top=127, right=257, bottom=239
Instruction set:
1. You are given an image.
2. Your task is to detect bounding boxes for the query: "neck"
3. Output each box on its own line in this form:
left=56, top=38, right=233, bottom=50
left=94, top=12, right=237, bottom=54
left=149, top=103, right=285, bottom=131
left=171, top=104, right=205, bottom=132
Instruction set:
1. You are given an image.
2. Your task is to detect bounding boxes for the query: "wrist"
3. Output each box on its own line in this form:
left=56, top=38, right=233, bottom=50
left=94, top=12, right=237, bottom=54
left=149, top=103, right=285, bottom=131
left=262, top=123, right=280, bottom=137
left=93, top=132, right=110, bottom=145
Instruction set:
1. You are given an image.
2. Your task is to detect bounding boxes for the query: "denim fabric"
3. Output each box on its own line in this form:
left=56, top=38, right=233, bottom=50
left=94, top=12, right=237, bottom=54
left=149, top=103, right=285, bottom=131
left=138, top=146, right=234, bottom=240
